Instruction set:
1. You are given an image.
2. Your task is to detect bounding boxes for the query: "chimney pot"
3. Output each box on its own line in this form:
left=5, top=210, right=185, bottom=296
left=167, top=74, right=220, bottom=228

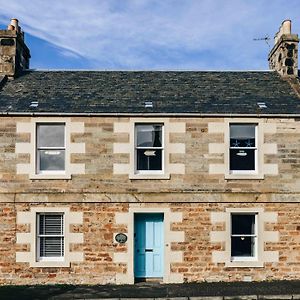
left=10, top=18, right=19, bottom=32
left=282, top=20, right=291, bottom=35
left=7, top=24, right=15, bottom=31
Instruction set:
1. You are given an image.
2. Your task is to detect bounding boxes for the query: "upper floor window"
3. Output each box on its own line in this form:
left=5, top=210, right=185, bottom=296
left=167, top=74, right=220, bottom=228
left=36, top=123, right=65, bottom=174
left=37, top=213, right=64, bottom=262
left=229, top=124, right=257, bottom=174
left=135, top=124, right=163, bottom=174
left=231, top=213, right=257, bottom=261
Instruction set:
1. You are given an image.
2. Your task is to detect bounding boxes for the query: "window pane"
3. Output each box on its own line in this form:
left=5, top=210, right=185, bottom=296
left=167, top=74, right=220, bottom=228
left=39, top=214, right=63, bottom=235
left=39, top=150, right=65, bottom=171
left=230, top=124, right=255, bottom=139
left=136, top=124, right=162, bottom=147
left=231, top=237, right=255, bottom=257
left=230, top=149, right=255, bottom=171
left=230, top=124, right=255, bottom=148
left=137, top=149, right=162, bottom=170
left=37, top=124, right=65, bottom=147
left=40, top=237, right=64, bottom=257
left=232, top=214, right=255, bottom=235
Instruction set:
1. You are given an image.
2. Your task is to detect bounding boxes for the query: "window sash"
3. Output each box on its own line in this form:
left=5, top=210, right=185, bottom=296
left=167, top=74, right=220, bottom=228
left=135, top=124, right=164, bottom=173
left=36, top=123, right=66, bottom=174
left=37, top=213, right=64, bottom=261
left=229, top=124, right=258, bottom=173
left=230, top=213, right=258, bottom=261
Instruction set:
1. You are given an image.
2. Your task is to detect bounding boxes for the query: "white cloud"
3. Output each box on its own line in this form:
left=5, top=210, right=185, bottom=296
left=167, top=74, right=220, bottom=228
left=0, top=0, right=299, bottom=69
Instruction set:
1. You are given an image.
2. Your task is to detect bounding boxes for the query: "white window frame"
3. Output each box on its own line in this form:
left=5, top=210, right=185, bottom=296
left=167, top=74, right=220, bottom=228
left=36, top=123, right=66, bottom=176
left=230, top=213, right=258, bottom=262
left=134, top=123, right=165, bottom=176
left=224, top=119, right=264, bottom=180
left=36, top=213, right=65, bottom=262
left=229, top=123, right=258, bottom=175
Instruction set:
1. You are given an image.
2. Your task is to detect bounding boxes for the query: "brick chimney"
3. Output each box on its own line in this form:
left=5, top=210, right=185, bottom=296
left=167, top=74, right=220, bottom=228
left=268, top=20, right=299, bottom=77
left=0, top=18, right=31, bottom=78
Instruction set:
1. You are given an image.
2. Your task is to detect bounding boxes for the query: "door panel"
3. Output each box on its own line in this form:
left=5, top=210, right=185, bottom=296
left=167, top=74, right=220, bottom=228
left=134, top=213, right=164, bottom=278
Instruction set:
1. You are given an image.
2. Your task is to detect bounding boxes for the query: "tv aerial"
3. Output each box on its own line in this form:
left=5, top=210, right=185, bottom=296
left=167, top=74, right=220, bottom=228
left=253, top=35, right=271, bottom=48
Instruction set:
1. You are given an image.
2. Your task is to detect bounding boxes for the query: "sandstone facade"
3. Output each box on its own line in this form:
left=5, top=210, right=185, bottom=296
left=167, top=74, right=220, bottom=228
left=0, top=116, right=299, bottom=284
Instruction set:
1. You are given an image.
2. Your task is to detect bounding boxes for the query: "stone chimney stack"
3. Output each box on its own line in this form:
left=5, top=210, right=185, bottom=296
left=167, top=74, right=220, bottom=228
left=268, top=20, right=299, bottom=77
left=0, top=18, right=31, bottom=78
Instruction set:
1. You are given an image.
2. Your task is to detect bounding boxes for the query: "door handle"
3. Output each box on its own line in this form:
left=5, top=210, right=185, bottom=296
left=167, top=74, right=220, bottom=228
left=145, top=249, right=153, bottom=252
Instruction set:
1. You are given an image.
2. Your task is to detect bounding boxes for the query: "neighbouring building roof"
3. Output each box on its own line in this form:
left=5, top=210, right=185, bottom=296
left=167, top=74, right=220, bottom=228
left=0, top=70, right=300, bottom=116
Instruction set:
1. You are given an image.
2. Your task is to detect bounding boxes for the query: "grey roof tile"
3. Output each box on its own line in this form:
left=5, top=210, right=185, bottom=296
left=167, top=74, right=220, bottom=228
left=0, top=70, right=299, bottom=115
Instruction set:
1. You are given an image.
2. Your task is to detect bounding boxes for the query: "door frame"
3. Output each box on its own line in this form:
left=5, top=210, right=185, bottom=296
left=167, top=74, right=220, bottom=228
left=129, top=208, right=168, bottom=283
left=114, top=205, right=184, bottom=284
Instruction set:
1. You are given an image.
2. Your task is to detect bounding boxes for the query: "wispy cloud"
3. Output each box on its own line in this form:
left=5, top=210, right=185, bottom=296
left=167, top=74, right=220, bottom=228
left=0, top=0, right=299, bottom=69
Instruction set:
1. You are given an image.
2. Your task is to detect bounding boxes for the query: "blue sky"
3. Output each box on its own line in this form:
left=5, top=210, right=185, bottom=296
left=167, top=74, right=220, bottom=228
left=0, top=0, right=299, bottom=70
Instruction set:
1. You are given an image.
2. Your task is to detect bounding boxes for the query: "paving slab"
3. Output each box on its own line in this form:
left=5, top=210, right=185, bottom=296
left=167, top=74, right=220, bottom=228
left=258, top=295, right=292, bottom=300
left=189, top=297, right=223, bottom=300
left=224, top=296, right=258, bottom=300
left=0, top=281, right=300, bottom=300
left=155, top=297, right=188, bottom=300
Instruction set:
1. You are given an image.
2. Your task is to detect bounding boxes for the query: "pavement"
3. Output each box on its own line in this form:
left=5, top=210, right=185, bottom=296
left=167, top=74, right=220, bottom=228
left=0, top=281, right=300, bottom=300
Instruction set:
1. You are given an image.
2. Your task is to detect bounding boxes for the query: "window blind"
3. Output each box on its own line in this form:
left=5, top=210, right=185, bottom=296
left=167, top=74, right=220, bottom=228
left=38, top=214, right=64, bottom=258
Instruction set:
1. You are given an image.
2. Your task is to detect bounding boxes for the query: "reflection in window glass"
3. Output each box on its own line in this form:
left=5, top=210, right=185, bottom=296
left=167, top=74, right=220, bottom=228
left=135, top=124, right=163, bottom=171
left=231, top=214, right=257, bottom=258
left=37, top=124, right=65, bottom=148
left=230, top=124, right=257, bottom=171
left=36, top=123, right=65, bottom=173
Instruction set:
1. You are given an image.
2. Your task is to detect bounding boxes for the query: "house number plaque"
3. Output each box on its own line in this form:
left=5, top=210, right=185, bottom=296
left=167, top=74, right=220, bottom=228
left=115, top=233, right=127, bottom=244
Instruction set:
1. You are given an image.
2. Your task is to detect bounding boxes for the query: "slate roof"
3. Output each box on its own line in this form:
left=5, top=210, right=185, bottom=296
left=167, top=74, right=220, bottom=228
left=0, top=70, right=299, bottom=115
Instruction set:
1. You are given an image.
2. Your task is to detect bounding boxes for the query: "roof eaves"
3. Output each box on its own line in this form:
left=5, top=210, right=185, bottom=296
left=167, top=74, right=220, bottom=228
left=1, top=111, right=300, bottom=118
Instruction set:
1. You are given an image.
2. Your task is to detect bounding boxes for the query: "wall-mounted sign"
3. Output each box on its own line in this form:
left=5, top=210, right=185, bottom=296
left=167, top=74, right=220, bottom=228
left=115, top=233, right=127, bottom=244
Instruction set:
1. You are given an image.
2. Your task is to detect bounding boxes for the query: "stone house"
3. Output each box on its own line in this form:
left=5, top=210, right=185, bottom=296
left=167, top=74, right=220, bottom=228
left=0, top=18, right=299, bottom=285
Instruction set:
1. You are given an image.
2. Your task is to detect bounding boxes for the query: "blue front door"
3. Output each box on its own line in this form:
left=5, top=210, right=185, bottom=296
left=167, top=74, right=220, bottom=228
left=134, top=213, right=164, bottom=278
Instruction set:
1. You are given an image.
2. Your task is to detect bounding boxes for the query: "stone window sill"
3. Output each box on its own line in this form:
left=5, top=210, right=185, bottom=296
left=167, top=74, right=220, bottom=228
left=129, top=173, right=170, bottom=180
left=29, top=173, right=72, bottom=180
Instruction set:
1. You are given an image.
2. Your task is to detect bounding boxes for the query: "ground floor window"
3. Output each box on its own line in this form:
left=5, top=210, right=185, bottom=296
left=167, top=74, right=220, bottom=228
left=231, top=213, right=257, bottom=261
left=37, top=213, right=64, bottom=261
